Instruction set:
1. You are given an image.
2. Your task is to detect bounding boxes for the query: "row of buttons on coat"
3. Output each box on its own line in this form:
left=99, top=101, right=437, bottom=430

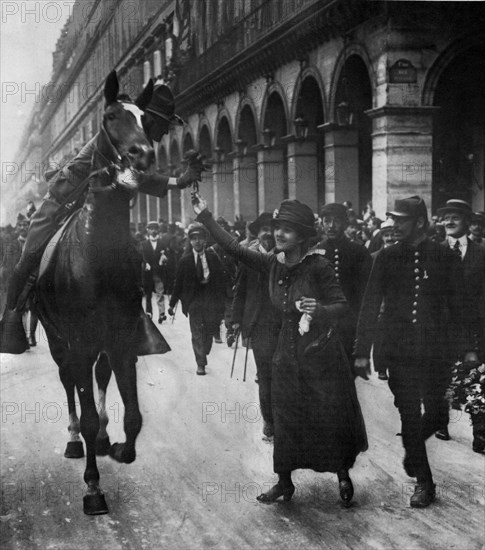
left=278, top=275, right=296, bottom=352
left=333, top=250, right=340, bottom=281
left=412, top=251, right=420, bottom=324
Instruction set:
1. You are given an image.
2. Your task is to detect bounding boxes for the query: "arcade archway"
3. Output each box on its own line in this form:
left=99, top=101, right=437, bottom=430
left=432, top=45, right=485, bottom=211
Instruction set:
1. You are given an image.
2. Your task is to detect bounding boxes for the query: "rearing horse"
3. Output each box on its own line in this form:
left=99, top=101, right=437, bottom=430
left=35, top=71, right=155, bottom=515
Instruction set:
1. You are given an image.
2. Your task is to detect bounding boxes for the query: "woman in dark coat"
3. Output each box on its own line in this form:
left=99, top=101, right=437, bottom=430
left=193, top=193, right=367, bottom=506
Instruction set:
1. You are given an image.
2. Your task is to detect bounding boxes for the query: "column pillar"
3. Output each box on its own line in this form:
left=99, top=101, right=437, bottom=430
left=256, top=147, right=285, bottom=212
left=214, top=159, right=234, bottom=222
left=366, top=106, right=438, bottom=216
left=233, top=152, right=258, bottom=220
left=320, top=123, right=359, bottom=207
left=285, top=138, right=318, bottom=206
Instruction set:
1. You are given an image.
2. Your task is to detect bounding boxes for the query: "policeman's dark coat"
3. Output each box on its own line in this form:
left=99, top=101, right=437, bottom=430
left=317, top=235, right=372, bottom=356
left=355, top=238, right=467, bottom=361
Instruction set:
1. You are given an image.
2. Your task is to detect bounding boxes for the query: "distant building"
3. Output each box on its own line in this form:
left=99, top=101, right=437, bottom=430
left=5, top=0, right=485, bottom=226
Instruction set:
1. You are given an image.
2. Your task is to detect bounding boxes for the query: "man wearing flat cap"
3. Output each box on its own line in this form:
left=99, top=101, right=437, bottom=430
left=168, top=223, right=226, bottom=375
left=317, top=203, right=372, bottom=366
left=435, top=199, right=485, bottom=451
left=231, top=212, right=280, bottom=439
left=354, top=195, right=474, bottom=507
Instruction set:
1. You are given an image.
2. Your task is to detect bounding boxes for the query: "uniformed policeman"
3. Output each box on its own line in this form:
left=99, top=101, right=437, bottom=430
left=354, top=196, right=475, bottom=508
left=317, top=203, right=372, bottom=365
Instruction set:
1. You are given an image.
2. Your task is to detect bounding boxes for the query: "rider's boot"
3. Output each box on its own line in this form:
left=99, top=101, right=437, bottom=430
left=136, top=309, right=171, bottom=356
left=0, top=269, right=30, bottom=354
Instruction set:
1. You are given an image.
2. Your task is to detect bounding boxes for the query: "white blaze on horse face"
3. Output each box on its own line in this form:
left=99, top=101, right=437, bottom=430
left=121, top=102, right=144, bottom=129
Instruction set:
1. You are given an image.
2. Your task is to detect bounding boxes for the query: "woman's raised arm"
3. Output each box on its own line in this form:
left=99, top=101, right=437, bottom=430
left=192, top=193, right=272, bottom=273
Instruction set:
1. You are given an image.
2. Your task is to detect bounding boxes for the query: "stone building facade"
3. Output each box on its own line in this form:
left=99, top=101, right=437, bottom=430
left=6, top=0, right=485, bottom=226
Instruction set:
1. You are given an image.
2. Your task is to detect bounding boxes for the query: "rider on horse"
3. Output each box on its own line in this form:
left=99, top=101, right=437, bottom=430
left=1, top=80, right=204, bottom=354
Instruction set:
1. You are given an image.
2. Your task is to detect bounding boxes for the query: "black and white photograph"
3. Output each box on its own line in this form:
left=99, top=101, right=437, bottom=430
left=0, top=1, right=484, bottom=548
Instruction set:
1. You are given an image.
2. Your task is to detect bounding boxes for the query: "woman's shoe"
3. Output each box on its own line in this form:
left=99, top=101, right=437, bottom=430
left=256, top=483, right=295, bottom=503
left=339, top=478, right=354, bottom=507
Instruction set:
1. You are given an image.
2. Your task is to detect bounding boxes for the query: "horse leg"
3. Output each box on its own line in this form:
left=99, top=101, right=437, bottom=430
left=69, top=350, right=109, bottom=515
left=48, top=338, right=84, bottom=459
left=108, top=350, right=141, bottom=464
left=60, top=366, right=84, bottom=458
left=94, top=353, right=112, bottom=456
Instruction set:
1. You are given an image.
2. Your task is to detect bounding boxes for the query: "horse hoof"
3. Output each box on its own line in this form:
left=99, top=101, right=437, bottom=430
left=64, top=441, right=84, bottom=459
left=109, top=442, right=136, bottom=464
left=83, top=493, right=109, bottom=515
left=96, top=436, right=111, bottom=456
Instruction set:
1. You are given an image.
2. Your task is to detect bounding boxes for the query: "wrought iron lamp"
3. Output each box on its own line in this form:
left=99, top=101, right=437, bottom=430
left=294, top=116, right=309, bottom=141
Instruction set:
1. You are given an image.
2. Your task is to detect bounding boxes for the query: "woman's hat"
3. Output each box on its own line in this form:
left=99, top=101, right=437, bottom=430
left=144, top=84, right=184, bottom=126
left=272, top=200, right=316, bottom=237
left=437, top=199, right=473, bottom=221
left=248, top=212, right=273, bottom=235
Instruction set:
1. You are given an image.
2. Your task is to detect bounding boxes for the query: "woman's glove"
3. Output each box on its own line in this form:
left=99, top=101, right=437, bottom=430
left=191, top=192, right=208, bottom=215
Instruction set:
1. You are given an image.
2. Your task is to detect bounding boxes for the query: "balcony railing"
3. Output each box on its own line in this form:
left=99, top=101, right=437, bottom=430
left=178, top=0, right=323, bottom=91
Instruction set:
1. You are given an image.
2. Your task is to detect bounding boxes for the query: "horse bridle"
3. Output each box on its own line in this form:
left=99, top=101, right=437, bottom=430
left=88, top=102, right=150, bottom=197
left=88, top=136, right=142, bottom=200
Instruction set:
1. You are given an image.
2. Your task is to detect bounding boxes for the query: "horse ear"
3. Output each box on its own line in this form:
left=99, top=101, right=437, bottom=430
left=104, top=70, right=119, bottom=105
left=135, top=79, right=154, bottom=111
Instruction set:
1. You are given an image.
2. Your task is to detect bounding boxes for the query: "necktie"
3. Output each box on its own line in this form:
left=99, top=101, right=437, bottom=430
left=196, top=253, right=204, bottom=282
left=453, top=240, right=461, bottom=259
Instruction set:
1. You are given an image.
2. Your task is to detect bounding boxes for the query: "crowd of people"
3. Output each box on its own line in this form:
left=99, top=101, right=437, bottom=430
left=181, top=192, right=484, bottom=509
left=1, top=192, right=484, bottom=510
left=1, top=74, right=483, bottom=512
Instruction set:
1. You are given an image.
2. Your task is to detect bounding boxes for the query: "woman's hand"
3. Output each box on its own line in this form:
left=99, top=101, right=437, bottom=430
left=299, top=297, right=318, bottom=316
left=191, top=192, right=208, bottom=215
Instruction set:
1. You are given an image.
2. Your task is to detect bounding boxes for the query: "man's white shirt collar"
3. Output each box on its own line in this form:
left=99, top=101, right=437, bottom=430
left=447, top=235, right=468, bottom=258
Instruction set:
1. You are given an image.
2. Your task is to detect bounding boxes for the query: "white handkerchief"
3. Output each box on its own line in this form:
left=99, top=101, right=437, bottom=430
left=295, top=300, right=312, bottom=336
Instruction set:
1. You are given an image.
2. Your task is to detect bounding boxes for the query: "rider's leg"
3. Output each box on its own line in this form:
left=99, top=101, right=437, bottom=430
left=1, top=197, right=61, bottom=353
left=5, top=196, right=61, bottom=310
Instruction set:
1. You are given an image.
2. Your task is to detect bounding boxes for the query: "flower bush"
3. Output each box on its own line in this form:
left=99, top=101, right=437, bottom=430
left=448, top=362, right=485, bottom=418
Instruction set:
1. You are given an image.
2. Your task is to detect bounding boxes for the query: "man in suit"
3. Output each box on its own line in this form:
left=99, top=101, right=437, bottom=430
left=317, top=203, right=372, bottom=366
left=366, top=216, right=383, bottom=253
left=434, top=199, right=485, bottom=451
left=168, top=223, right=226, bottom=375
left=141, top=221, right=167, bottom=323
left=231, top=212, right=280, bottom=439
left=354, top=196, right=476, bottom=508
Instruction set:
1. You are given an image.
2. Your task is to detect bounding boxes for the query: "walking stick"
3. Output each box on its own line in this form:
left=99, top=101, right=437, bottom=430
left=171, top=303, right=178, bottom=324
left=243, top=337, right=250, bottom=382
left=230, top=329, right=240, bottom=378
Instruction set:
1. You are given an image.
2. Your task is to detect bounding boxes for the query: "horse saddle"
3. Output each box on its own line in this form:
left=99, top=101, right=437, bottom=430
left=37, top=211, right=170, bottom=356
left=38, top=210, right=79, bottom=280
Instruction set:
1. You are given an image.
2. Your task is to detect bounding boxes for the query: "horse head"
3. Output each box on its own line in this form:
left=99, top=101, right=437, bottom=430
left=102, top=71, right=155, bottom=173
